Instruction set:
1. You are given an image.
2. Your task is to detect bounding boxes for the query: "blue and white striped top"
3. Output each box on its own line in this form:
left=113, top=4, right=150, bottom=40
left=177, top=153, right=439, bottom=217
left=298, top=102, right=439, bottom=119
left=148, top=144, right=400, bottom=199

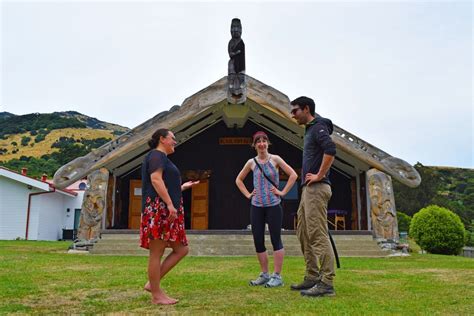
left=251, top=157, right=281, bottom=207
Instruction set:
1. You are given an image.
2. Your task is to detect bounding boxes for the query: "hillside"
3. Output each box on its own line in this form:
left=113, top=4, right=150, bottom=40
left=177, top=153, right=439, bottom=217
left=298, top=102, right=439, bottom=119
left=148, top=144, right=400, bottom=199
left=0, top=128, right=116, bottom=162
left=0, top=111, right=128, bottom=139
left=55, top=111, right=129, bottom=134
left=0, top=112, right=15, bottom=120
left=0, top=111, right=129, bottom=177
left=393, top=163, right=474, bottom=227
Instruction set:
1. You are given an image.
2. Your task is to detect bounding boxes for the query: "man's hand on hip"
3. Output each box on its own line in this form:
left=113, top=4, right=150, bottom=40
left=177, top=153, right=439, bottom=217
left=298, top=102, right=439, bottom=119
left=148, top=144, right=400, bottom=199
left=305, top=173, right=324, bottom=186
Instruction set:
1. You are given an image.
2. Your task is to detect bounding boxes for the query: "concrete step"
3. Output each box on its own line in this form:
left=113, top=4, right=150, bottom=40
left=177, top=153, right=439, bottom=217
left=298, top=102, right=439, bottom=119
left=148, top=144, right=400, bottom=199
left=91, top=248, right=387, bottom=257
left=92, top=249, right=386, bottom=257
left=91, top=232, right=386, bottom=257
left=100, top=233, right=374, bottom=241
left=93, top=240, right=379, bottom=250
left=92, top=242, right=384, bottom=251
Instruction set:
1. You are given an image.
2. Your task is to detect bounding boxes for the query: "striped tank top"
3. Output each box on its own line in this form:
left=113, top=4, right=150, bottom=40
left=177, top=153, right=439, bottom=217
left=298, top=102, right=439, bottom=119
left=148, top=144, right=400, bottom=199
left=251, top=156, right=281, bottom=207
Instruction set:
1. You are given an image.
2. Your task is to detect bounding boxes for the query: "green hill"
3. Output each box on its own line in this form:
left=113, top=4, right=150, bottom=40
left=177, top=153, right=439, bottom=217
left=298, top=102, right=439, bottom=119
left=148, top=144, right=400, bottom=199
left=393, top=163, right=474, bottom=228
left=0, top=112, right=16, bottom=120
left=0, top=111, right=129, bottom=178
left=0, top=111, right=128, bottom=139
left=54, top=111, right=129, bottom=135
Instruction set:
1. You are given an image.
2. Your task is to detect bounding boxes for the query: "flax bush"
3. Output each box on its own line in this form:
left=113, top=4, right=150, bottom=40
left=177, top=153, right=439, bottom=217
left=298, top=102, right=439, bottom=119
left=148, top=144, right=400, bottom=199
left=397, top=211, right=412, bottom=233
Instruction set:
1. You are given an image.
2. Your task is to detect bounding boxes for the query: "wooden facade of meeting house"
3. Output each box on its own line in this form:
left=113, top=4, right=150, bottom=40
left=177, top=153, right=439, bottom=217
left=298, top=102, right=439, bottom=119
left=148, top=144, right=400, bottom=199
left=54, top=75, right=421, bottom=255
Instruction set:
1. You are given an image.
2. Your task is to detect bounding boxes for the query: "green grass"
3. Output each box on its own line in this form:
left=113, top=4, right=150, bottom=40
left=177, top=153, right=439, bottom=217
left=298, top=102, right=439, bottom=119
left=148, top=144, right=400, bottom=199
left=0, top=241, right=473, bottom=314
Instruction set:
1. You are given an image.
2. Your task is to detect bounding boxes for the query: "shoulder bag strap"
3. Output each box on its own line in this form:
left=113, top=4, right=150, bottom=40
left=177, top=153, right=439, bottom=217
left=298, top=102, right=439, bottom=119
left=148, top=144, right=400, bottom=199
left=253, top=157, right=278, bottom=188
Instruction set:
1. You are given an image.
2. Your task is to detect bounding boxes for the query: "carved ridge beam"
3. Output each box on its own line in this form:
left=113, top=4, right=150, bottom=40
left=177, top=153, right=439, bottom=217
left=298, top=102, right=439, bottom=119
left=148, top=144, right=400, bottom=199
left=330, top=125, right=421, bottom=188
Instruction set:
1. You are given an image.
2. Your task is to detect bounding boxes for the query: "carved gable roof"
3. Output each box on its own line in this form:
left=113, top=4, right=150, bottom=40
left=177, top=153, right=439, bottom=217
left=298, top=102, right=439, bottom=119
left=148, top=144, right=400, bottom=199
left=53, top=75, right=421, bottom=189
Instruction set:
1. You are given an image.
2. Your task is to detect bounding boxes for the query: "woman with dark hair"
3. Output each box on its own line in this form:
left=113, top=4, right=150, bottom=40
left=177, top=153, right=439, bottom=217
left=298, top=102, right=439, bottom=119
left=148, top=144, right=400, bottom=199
left=140, top=128, right=199, bottom=305
left=235, top=131, right=297, bottom=288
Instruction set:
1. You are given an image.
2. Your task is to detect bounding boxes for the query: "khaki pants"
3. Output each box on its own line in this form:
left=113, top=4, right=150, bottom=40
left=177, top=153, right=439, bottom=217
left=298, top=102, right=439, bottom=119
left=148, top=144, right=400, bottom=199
left=296, top=183, right=335, bottom=286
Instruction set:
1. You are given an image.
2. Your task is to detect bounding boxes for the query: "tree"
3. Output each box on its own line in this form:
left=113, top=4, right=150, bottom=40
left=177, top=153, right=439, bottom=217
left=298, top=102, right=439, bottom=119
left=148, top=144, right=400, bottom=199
left=393, top=163, right=441, bottom=216
left=21, top=136, right=31, bottom=146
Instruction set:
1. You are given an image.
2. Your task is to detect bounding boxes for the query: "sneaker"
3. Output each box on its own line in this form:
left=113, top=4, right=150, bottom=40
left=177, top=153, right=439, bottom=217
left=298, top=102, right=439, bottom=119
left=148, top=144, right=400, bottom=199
left=249, top=272, right=270, bottom=286
left=290, top=278, right=318, bottom=291
left=265, top=273, right=284, bottom=288
left=300, top=281, right=336, bottom=297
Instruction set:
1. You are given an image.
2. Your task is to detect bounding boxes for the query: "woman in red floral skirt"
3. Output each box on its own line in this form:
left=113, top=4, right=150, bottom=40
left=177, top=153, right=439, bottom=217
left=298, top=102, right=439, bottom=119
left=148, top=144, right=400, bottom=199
left=140, top=128, right=199, bottom=305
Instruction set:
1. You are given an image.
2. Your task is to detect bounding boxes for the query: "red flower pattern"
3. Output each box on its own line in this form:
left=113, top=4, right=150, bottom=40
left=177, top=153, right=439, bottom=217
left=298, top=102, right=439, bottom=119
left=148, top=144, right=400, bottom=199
left=140, top=197, right=188, bottom=249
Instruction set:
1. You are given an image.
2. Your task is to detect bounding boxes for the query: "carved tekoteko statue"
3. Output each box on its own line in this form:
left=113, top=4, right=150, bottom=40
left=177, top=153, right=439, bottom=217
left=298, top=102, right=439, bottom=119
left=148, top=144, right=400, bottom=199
left=227, top=18, right=246, bottom=104
left=76, top=168, right=109, bottom=243
left=367, top=168, right=399, bottom=243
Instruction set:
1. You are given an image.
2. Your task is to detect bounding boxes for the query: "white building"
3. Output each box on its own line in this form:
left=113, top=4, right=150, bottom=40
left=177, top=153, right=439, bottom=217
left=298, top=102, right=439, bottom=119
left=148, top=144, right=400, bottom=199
left=0, top=167, right=85, bottom=240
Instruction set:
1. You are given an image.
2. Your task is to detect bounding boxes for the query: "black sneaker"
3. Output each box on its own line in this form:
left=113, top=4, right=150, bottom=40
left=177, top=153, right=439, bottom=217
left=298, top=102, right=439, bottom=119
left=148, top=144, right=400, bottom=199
left=290, top=278, right=318, bottom=291
left=300, top=281, right=336, bottom=297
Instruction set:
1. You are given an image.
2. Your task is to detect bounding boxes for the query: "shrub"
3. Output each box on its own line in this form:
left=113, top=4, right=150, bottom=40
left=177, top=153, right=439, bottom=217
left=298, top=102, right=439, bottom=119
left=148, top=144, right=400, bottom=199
left=21, top=136, right=31, bottom=146
left=410, top=205, right=465, bottom=255
left=38, top=128, right=50, bottom=135
left=397, top=211, right=412, bottom=233
left=34, top=134, right=46, bottom=143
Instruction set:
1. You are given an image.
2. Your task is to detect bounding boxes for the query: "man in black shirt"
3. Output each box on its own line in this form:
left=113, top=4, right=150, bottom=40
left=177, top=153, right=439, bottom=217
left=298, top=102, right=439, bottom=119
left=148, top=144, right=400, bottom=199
left=289, top=96, right=337, bottom=297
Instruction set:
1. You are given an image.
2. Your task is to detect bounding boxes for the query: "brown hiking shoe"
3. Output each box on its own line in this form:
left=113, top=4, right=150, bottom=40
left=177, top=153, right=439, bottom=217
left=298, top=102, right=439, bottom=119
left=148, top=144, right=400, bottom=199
left=290, top=278, right=318, bottom=291
left=300, top=281, right=336, bottom=297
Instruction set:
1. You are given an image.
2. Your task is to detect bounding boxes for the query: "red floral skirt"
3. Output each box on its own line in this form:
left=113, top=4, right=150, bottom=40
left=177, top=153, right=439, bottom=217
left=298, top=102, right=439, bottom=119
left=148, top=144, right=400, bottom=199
left=139, top=196, right=188, bottom=249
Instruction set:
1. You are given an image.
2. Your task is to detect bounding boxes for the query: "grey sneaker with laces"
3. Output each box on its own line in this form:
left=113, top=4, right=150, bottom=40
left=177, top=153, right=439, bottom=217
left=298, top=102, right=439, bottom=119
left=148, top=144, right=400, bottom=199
left=265, top=273, right=284, bottom=288
left=300, top=281, right=336, bottom=297
left=249, top=272, right=270, bottom=286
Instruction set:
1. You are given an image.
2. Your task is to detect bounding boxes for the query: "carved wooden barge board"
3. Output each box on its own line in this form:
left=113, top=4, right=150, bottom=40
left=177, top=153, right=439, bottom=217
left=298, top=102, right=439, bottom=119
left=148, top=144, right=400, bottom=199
left=53, top=75, right=420, bottom=189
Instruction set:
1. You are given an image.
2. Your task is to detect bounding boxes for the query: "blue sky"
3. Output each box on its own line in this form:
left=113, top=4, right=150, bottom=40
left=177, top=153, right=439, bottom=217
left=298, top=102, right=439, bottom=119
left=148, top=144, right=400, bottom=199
left=1, top=1, right=472, bottom=168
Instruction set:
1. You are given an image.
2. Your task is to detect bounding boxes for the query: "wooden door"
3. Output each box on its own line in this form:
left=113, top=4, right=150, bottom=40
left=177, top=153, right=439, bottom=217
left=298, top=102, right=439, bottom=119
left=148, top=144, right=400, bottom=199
left=191, top=179, right=209, bottom=230
left=128, top=180, right=142, bottom=229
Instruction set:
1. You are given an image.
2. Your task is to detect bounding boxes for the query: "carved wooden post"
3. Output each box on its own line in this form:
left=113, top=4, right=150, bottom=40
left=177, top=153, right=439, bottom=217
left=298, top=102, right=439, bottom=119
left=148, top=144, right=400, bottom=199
left=367, top=168, right=399, bottom=243
left=76, top=168, right=109, bottom=242
left=106, top=174, right=114, bottom=229
left=227, top=18, right=246, bottom=104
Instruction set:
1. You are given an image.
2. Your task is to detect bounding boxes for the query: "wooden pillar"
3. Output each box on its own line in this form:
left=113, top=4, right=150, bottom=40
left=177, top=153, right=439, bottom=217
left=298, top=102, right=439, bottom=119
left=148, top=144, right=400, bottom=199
left=105, top=174, right=114, bottom=229
left=366, top=168, right=399, bottom=241
left=350, top=177, right=358, bottom=230
left=359, top=172, right=368, bottom=230
left=76, top=168, right=109, bottom=241
left=113, top=179, right=122, bottom=228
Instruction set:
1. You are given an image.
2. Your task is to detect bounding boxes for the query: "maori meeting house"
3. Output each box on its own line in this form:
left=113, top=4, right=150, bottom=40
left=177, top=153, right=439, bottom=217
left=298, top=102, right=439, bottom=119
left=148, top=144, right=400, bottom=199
left=53, top=20, right=421, bottom=255
left=53, top=76, right=421, bottom=248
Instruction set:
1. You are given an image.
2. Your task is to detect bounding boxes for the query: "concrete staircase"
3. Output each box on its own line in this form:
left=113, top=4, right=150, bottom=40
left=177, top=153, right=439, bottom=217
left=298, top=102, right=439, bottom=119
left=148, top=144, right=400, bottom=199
left=90, top=230, right=388, bottom=257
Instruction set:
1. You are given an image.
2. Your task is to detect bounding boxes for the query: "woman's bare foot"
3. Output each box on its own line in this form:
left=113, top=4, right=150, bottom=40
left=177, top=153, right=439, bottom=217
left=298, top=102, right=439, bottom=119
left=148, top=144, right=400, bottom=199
left=144, top=281, right=151, bottom=292
left=146, top=284, right=179, bottom=305
left=151, top=295, right=178, bottom=305
left=151, top=291, right=179, bottom=305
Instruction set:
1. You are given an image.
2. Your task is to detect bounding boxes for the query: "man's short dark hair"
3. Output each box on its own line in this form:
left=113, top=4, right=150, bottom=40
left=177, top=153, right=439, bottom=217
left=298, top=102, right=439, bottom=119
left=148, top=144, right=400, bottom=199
left=290, top=96, right=315, bottom=116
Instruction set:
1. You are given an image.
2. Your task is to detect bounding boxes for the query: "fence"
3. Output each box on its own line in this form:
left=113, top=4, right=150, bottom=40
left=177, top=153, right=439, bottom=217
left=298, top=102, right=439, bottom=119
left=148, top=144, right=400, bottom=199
left=462, top=247, right=474, bottom=258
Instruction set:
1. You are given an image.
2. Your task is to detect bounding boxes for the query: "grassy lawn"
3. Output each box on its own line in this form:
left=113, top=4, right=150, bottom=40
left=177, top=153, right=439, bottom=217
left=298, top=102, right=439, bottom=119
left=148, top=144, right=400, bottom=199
left=0, top=241, right=473, bottom=314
